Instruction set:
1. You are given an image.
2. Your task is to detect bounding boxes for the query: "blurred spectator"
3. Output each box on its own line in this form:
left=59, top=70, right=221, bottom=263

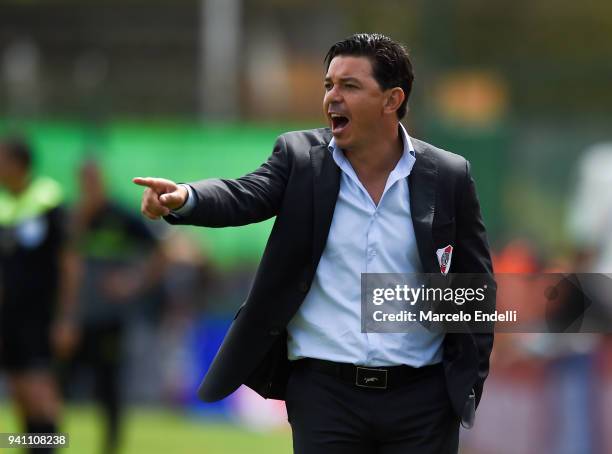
left=63, top=159, right=166, bottom=454
left=567, top=142, right=612, bottom=273
left=156, top=231, right=218, bottom=403
left=0, top=136, right=79, bottom=453
left=562, top=141, right=612, bottom=453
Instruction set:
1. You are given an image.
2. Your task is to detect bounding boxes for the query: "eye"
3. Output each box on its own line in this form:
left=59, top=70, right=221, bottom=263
left=324, top=82, right=333, bottom=91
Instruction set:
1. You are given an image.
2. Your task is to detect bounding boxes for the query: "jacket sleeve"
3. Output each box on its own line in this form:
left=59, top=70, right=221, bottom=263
left=165, top=135, right=291, bottom=227
left=454, top=160, right=496, bottom=407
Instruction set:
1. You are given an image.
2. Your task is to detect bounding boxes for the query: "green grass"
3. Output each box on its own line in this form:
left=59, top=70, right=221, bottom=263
left=0, top=403, right=292, bottom=454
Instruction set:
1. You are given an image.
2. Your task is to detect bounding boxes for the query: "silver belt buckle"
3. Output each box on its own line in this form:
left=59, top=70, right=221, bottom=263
left=355, top=366, right=388, bottom=389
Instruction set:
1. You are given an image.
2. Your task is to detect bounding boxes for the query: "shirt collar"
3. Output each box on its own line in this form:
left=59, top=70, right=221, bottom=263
left=328, top=123, right=416, bottom=179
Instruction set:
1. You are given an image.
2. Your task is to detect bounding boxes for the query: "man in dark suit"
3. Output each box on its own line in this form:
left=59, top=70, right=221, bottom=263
left=134, top=33, right=495, bottom=453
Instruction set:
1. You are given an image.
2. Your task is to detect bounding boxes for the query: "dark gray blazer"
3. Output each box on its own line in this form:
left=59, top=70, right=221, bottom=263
left=166, top=127, right=495, bottom=424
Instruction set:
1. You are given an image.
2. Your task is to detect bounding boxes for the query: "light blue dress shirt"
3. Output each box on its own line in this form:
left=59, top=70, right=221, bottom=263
left=172, top=125, right=444, bottom=367
left=286, top=124, right=444, bottom=367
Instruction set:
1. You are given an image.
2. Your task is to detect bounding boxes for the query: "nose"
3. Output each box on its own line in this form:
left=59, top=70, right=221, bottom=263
left=324, top=85, right=342, bottom=104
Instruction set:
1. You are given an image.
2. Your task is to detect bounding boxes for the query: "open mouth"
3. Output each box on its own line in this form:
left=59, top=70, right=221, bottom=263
left=330, top=114, right=350, bottom=133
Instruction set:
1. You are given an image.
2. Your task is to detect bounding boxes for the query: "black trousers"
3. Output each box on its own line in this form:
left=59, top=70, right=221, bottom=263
left=285, top=362, right=459, bottom=454
left=60, top=321, right=123, bottom=454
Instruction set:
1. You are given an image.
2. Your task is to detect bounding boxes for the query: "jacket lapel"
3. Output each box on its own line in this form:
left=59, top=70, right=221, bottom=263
left=310, top=144, right=340, bottom=270
left=409, top=141, right=438, bottom=273
left=309, top=135, right=437, bottom=274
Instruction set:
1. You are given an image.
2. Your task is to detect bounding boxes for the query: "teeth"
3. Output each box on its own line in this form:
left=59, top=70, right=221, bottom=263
left=330, top=113, right=344, bottom=118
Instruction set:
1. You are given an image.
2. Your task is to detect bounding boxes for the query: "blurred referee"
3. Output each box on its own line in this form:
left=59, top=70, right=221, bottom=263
left=0, top=137, right=79, bottom=453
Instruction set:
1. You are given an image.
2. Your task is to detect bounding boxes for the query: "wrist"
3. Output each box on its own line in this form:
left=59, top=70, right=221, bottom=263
left=171, top=184, right=196, bottom=216
left=176, top=184, right=189, bottom=209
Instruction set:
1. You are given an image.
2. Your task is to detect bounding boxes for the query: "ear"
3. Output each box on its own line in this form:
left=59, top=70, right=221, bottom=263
left=383, top=87, right=405, bottom=115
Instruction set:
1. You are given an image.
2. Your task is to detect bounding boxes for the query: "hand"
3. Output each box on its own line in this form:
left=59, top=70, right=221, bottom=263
left=51, top=318, right=80, bottom=360
left=133, top=177, right=188, bottom=220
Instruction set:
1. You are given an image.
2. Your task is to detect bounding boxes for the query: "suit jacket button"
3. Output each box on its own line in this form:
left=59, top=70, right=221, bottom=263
left=298, top=282, right=309, bottom=293
left=269, top=328, right=281, bottom=336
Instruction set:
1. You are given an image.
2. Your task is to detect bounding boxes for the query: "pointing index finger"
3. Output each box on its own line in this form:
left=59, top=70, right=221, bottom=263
left=132, top=177, right=155, bottom=187
left=133, top=177, right=166, bottom=193
left=133, top=176, right=176, bottom=195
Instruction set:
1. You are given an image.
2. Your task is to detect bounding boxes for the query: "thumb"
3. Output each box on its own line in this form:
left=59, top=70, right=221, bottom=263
left=159, top=188, right=186, bottom=209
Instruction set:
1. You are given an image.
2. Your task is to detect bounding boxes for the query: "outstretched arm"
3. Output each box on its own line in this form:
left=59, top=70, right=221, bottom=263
left=133, top=135, right=290, bottom=227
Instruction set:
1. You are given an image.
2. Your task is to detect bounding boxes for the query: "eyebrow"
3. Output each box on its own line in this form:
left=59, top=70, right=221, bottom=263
left=324, top=76, right=361, bottom=84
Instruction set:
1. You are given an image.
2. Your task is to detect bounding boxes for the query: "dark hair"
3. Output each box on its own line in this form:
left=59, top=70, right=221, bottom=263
left=0, top=136, right=33, bottom=170
left=324, top=33, right=414, bottom=119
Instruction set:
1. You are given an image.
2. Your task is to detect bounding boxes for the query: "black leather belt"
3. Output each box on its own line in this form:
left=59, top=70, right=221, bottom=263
left=293, top=358, right=442, bottom=390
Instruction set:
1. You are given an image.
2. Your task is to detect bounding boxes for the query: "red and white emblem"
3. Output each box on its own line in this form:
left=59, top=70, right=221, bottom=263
left=436, top=245, right=453, bottom=275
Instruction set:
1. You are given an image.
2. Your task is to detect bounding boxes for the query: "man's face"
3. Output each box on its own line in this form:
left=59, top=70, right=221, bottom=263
left=0, top=149, right=15, bottom=188
left=323, top=56, right=388, bottom=151
left=79, top=161, right=106, bottom=202
left=0, top=148, right=27, bottom=190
